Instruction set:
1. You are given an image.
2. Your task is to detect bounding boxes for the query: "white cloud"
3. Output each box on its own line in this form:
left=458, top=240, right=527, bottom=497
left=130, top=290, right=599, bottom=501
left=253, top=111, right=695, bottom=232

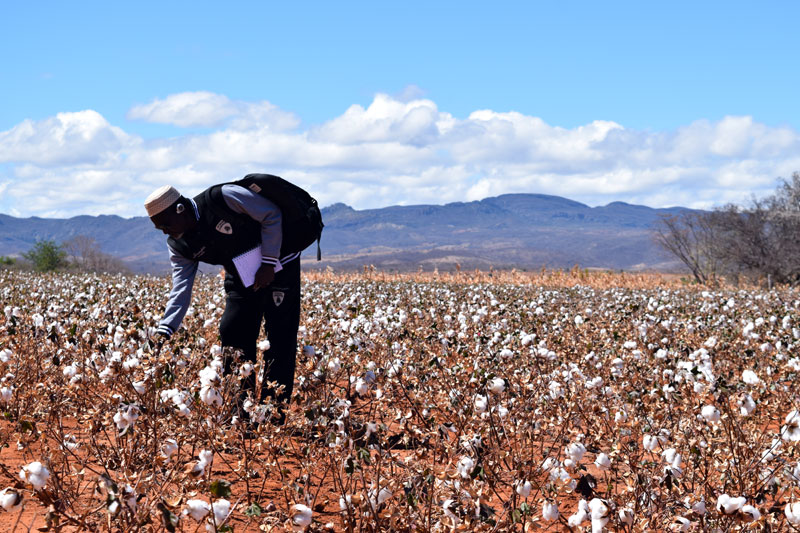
left=0, top=91, right=799, bottom=218
left=127, top=91, right=300, bottom=131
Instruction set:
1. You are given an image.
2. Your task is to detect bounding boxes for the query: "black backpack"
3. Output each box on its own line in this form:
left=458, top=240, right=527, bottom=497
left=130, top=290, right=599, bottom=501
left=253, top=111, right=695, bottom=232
left=222, top=173, right=324, bottom=260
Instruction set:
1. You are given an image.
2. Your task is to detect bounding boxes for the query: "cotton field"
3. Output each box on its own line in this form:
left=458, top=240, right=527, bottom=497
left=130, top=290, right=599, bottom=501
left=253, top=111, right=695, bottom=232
left=1, top=269, right=800, bottom=532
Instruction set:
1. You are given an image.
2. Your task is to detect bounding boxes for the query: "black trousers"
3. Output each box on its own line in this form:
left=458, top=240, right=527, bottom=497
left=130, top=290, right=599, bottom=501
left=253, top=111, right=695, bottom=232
left=219, top=258, right=301, bottom=413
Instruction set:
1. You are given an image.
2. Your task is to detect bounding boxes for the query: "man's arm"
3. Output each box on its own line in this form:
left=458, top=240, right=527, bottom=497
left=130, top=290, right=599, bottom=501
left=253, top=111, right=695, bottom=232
left=157, top=243, right=199, bottom=338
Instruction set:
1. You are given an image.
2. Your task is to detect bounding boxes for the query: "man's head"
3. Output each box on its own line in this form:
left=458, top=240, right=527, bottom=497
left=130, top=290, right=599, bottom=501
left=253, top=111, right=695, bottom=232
left=144, top=186, right=196, bottom=239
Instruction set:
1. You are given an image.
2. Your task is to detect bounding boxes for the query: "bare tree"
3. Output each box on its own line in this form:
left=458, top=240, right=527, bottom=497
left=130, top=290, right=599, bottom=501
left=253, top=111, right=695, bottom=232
left=654, top=211, right=720, bottom=285
left=62, top=235, right=130, bottom=274
left=656, top=172, right=800, bottom=287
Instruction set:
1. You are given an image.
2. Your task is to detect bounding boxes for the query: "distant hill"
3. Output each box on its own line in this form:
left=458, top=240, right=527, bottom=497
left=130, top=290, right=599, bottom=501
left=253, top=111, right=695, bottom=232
left=0, top=193, right=691, bottom=273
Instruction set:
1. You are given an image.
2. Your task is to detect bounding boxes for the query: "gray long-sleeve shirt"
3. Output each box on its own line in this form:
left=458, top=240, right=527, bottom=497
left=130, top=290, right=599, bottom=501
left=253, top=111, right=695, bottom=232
left=156, top=184, right=300, bottom=337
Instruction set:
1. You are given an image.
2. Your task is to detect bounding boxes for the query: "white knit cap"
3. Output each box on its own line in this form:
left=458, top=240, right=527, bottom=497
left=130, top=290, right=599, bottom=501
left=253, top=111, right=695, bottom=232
left=144, top=185, right=181, bottom=217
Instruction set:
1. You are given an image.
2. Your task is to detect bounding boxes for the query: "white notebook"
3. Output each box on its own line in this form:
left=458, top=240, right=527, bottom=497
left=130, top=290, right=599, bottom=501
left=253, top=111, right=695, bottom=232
left=232, top=246, right=282, bottom=287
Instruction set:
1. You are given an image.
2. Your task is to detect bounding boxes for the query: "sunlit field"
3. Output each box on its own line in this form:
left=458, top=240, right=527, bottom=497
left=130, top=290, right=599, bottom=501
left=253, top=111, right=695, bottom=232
left=1, top=268, right=799, bottom=532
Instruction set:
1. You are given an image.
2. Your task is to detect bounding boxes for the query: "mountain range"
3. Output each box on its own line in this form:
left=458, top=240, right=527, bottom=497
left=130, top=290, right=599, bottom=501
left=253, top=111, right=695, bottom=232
left=0, top=194, right=689, bottom=274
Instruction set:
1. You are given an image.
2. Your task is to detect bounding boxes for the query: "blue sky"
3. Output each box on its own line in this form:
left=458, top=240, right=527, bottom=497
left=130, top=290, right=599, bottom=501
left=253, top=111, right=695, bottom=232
left=2, top=1, right=799, bottom=217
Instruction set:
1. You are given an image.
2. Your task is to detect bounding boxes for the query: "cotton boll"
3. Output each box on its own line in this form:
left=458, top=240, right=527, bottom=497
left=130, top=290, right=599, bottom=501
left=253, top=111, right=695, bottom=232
left=0, top=488, right=22, bottom=511
left=738, top=394, right=756, bottom=416
left=568, top=500, right=589, bottom=527
left=782, top=410, right=800, bottom=441
left=184, top=499, right=210, bottom=521
left=742, top=369, right=760, bottom=384
left=615, top=410, right=627, bottom=424
left=594, top=453, right=611, bottom=470
left=354, top=378, right=369, bottom=397
left=199, top=386, right=223, bottom=407
left=786, top=502, right=800, bottom=525
left=209, top=499, right=231, bottom=528
left=474, top=394, right=488, bottom=413
left=457, top=456, right=475, bottom=479
left=0, top=386, right=12, bottom=402
left=643, top=434, right=658, bottom=451
left=717, top=494, right=746, bottom=514
left=741, top=505, right=761, bottom=520
left=701, top=405, right=720, bottom=423
left=566, top=442, right=586, bottom=462
left=162, top=439, right=178, bottom=461
left=618, top=507, right=634, bottom=525
left=292, top=503, right=313, bottom=529
left=239, top=362, right=254, bottom=378
left=542, top=500, right=559, bottom=521
left=19, top=462, right=49, bottom=490
left=671, top=517, right=691, bottom=532
left=515, top=480, right=531, bottom=498
left=487, top=377, right=505, bottom=395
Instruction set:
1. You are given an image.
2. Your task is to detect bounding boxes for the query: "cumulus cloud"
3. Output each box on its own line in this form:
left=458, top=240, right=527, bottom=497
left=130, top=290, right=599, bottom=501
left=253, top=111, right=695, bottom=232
left=127, top=91, right=300, bottom=131
left=1, top=90, right=799, bottom=218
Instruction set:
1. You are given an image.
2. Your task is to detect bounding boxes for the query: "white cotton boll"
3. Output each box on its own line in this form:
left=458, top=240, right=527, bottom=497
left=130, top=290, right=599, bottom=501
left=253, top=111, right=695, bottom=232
left=574, top=315, right=584, bottom=325
left=594, top=453, right=611, bottom=470
left=113, top=404, right=139, bottom=432
left=487, top=377, right=505, bottom=395
left=239, top=362, right=254, bottom=378
left=0, top=349, right=12, bottom=363
left=0, top=488, right=22, bottom=511
left=63, top=363, right=78, bottom=378
left=742, top=369, right=760, bottom=384
left=210, top=499, right=231, bottom=526
left=701, top=405, right=720, bottom=423
left=457, top=456, right=475, bottom=479
left=548, top=381, right=564, bottom=399
left=354, top=378, right=368, bottom=396
left=589, top=498, right=609, bottom=532
left=704, top=336, right=717, bottom=348
left=672, top=516, right=691, bottom=531
left=184, top=499, right=210, bottom=520
left=615, top=410, right=627, bottom=423
left=499, top=348, right=514, bottom=359
left=19, top=462, right=49, bottom=490
left=515, top=480, right=531, bottom=498
left=717, top=494, right=746, bottom=514
left=782, top=410, right=800, bottom=441
left=786, top=502, right=800, bottom=525
left=292, top=503, right=313, bottom=529
left=210, top=345, right=222, bottom=357
left=132, top=381, right=145, bottom=394
left=643, top=434, right=658, bottom=451
left=198, top=366, right=220, bottom=386
left=162, top=439, right=178, bottom=460
left=376, top=487, right=392, bottom=505
left=618, top=507, right=634, bottom=525
left=741, top=505, right=761, bottom=520
left=199, top=449, right=213, bottom=466
left=327, top=358, right=341, bottom=373
left=566, top=442, right=586, bottom=462
left=691, top=499, right=706, bottom=515
left=739, top=394, right=756, bottom=416
left=568, top=500, right=590, bottom=527
left=474, top=394, right=488, bottom=413
left=542, top=500, right=559, bottom=521
left=0, top=386, right=12, bottom=402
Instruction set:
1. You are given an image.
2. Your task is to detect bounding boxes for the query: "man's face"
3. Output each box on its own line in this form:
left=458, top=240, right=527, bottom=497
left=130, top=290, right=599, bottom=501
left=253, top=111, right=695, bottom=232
left=150, top=204, right=191, bottom=239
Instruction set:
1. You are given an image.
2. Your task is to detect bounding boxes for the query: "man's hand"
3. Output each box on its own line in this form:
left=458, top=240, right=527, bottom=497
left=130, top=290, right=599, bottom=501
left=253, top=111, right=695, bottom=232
left=253, top=264, right=275, bottom=290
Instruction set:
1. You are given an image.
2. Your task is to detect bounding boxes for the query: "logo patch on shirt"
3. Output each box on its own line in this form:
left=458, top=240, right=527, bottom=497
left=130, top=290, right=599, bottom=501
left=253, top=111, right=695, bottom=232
left=272, top=290, right=285, bottom=307
left=215, top=220, right=233, bottom=234
left=248, top=183, right=262, bottom=194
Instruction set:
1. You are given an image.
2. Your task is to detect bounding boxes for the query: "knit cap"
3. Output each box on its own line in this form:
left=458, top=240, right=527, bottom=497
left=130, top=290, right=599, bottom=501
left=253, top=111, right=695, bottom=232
left=144, top=186, right=181, bottom=217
